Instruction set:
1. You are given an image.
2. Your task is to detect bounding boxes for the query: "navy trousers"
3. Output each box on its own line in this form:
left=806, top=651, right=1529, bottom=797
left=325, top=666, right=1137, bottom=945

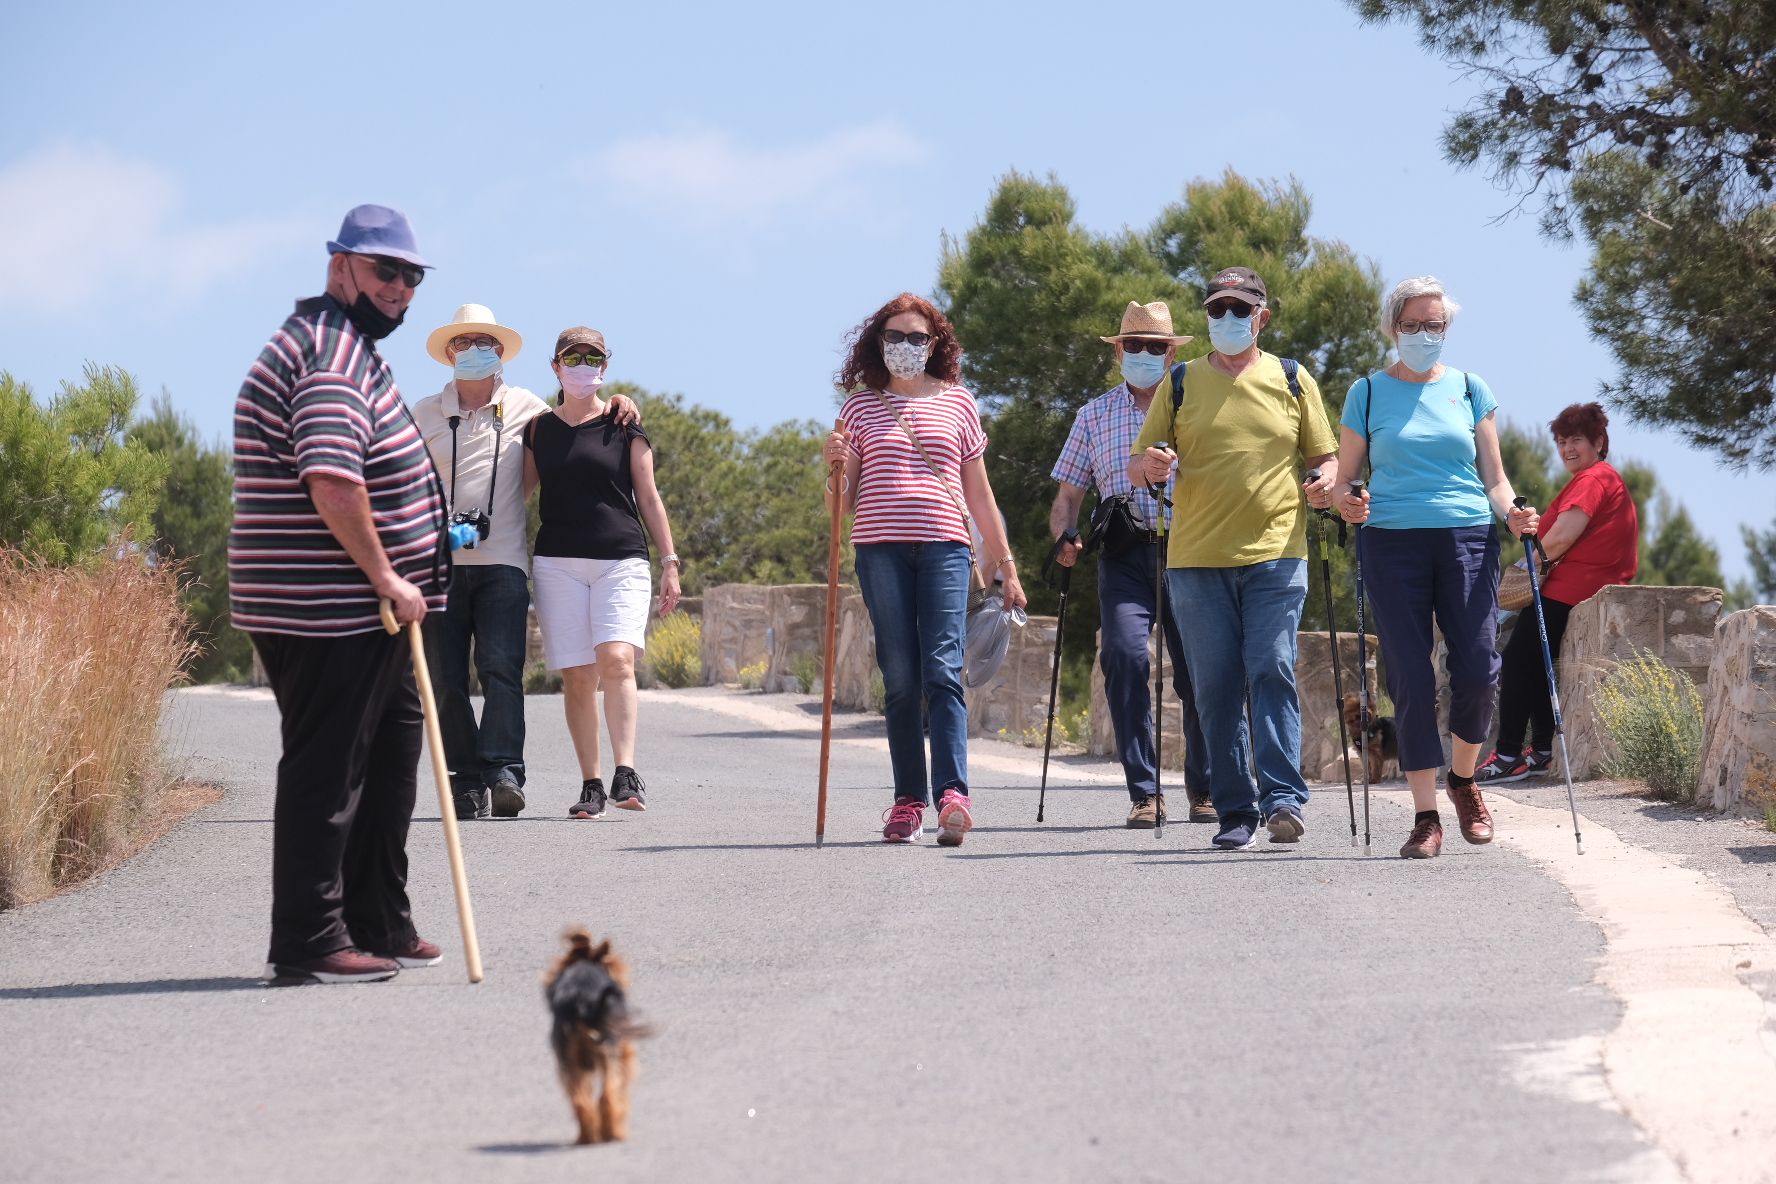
left=1098, top=541, right=1208, bottom=801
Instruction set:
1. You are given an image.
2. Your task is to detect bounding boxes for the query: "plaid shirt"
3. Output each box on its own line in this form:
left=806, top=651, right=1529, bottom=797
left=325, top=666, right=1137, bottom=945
left=1050, top=383, right=1175, bottom=531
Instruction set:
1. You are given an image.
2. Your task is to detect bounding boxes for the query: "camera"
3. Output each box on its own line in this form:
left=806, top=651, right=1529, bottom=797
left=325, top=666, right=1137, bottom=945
left=448, top=509, right=491, bottom=551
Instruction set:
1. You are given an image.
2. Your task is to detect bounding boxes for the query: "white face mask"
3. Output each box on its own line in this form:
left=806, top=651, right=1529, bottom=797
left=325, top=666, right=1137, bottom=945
left=882, top=339, right=932, bottom=381
left=559, top=363, right=605, bottom=398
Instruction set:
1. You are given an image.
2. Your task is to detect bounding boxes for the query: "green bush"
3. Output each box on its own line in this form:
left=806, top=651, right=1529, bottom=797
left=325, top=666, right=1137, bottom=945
left=738, top=660, right=767, bottom=690
left=1594, top=649, right=1705, bottom=801
left=523, top=661, right=562, bottom=694
left=648, top=613, right=702, bottom=689
left=868, top=670, right=886, bottom=713
left=792, top=653, right=819, bottom=694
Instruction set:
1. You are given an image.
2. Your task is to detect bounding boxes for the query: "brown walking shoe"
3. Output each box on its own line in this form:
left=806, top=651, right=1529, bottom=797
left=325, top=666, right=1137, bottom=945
left=1187, top=792, right=1217, bottom=824
left=1399, top=813, right=1443, bottom=859
left=263, top=947, right=400, bottom=985
left=1446, top=775, right=1495, bottom=844
left=1126, top=793, right=1166, bottom=829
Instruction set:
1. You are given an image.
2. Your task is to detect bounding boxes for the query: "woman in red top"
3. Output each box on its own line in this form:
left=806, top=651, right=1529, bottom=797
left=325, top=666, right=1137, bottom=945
left=1478, top=402, right=1639, bottom=782
left=822, top=293, right=1025, bottom=847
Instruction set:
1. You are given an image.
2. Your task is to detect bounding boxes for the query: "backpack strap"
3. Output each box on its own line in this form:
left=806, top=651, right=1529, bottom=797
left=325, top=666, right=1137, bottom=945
left=1280, top=356, right=1302, bottom=399
left=1169, top=360, right=1188, bottom=413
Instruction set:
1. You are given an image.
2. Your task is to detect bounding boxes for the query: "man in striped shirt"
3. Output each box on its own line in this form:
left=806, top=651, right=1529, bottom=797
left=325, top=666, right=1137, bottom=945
left=230, top=204, right=449, bottom=985
left=1050, top=301, right=1212, bottom=829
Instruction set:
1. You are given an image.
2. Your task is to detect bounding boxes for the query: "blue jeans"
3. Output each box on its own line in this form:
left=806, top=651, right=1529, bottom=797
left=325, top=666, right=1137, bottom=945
left=1099, top=542, right=1208, bottom=801
left=855, top=541, right=971, bottom=805
left=1167, top=559, right=1309, bottom=823
left=423, top=562, right=530, bottom=789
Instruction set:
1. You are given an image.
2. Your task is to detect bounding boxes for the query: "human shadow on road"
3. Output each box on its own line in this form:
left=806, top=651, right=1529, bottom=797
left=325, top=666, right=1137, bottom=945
left=947, top=848, right=1353, bottom=863
left=626, top=840, right=885, bottom=852
left=476, top=1141, right=581, bottom=1156
left=0, top=977, right=265, bottom=1000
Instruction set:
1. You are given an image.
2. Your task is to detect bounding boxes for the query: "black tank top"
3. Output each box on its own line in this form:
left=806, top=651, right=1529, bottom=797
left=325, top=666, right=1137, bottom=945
left=526, top=412, right=651, bottom=560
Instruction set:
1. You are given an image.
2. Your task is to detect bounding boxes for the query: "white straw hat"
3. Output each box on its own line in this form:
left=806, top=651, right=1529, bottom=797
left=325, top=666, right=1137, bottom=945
left=426, top=303, right=523, bottom=366
left=1098, top=300, right=1194, bottom=346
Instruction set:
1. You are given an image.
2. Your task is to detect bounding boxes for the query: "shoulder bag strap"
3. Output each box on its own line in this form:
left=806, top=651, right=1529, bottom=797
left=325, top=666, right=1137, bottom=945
left=872, top=390, right=985, bottom=586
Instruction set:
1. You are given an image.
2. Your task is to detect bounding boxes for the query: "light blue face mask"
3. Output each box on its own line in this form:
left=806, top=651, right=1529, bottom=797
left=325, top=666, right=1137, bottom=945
left=1120, top=349, right=1168, bottom=390
left=452, top=344, right=501, bottom=380
left=1207, top=311, right=1255, bottom=354
left=1396, top=330, right=1445, bottom=372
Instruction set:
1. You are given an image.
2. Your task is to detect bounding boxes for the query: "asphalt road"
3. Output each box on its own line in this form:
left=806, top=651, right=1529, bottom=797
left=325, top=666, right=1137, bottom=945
left=0, top=684, right=1741, bottom=1183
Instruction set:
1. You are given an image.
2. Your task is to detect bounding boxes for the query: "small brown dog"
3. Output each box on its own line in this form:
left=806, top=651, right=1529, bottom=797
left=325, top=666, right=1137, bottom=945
left=1343, top=693, right=1400, bottom=782
left=544, top=929, right=648, bottom=1145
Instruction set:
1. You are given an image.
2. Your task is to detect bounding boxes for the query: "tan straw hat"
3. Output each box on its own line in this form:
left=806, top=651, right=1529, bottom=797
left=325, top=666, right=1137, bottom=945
left=426, top=303, right=524, bottom=366
left=1098, top=300, right=1194, bottom=345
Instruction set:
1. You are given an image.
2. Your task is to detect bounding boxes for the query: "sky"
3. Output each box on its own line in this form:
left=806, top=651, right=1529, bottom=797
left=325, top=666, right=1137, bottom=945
left=3, top=0, right=1771, bottom=582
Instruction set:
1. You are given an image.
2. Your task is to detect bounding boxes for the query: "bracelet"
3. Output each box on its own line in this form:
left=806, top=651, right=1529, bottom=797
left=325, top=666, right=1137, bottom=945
left=825, top=474, right=851, bottom=495
left=660, top=554, right=680, bottom=566
left=996, top=554, right=1017, bottom=571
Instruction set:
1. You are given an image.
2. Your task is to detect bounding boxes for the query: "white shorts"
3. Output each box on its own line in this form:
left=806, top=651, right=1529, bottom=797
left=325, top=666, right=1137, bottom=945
left=532, top=555, right=652, bottom=669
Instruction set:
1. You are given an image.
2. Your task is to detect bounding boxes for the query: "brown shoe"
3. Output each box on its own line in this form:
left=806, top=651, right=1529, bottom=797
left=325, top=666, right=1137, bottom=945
left=1446, top=775, right=1495, bottom=844
left=1187, top=792, right=1217, bottom=824
left=1399, top=814, right=1443, bottom=859
left=263, top=947, right=400, bottom=985
left=1126, top=793, right=1166, bottom=829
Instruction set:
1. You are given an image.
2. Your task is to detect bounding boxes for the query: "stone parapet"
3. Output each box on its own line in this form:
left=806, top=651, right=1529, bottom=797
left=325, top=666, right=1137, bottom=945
left=966, top=615, right=1059, bottom=741
left=833, top=593, right=876, bottom=711
left=699, top=583, right=773, bottom=685
left=1556, top=584, right=1723, bottom=778
left=1699, top=606, right=1776, bottom=815
left=763, top=584, right=849, bottom=694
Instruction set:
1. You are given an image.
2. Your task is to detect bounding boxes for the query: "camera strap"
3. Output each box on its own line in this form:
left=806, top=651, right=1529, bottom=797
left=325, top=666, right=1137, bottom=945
left=445, top=399, right=506, bottom=527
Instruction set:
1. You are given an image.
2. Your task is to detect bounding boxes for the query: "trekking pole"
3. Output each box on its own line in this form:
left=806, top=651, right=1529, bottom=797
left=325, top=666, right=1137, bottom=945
left=1148, top=446, right=1175, bottom=840
left=1036, top=529, right=1079, bottom=823
left=816, top=420, right=844, bottom=849
left=1515, top=496, right=1585, bottom=856
left=380, top=599, right=483, bottom=984
left=1348, top=479, right=1372, bottom=857
left=1307, top=469, right=1359, bottom=848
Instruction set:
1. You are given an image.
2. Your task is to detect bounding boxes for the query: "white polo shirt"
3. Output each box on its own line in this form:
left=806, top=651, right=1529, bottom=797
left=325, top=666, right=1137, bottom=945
left=411, top=379, right=549, bottom=573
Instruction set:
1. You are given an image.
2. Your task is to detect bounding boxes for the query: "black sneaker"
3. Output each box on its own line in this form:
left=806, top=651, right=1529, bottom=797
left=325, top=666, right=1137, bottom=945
left=1475, top=749, right=1553, bottom=784
left=490, top=775, right=526, bottom=818
left=1264, top=804, right=1305, bottom=843
left=1213, top=817, right=1259, bottom=851
left=568, top=779, right=606, bottom=819
left=610, top=767, right=647, bottom=812
left=453, top=785, right=490, bottom=820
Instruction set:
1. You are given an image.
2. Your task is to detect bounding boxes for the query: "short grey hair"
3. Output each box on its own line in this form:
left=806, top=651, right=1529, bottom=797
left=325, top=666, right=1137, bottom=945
left=1382, top=275, right=1461, bottom=336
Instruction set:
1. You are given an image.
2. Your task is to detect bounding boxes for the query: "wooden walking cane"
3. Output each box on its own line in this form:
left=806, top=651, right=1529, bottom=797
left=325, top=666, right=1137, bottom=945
left=381, top=599, right=484, bottom=983
left=816, top=419, right=844, bottom=847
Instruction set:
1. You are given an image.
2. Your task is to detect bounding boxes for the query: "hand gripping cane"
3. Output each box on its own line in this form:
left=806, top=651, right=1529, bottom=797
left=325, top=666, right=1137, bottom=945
left=1148, top=446, right=1175, bottom=841
left=1307, top=469, right=1359, bottom=848
left=1348, top=479, right=1372, bottom=857
left=380, top=599, right=484, bottom=983
left=816, top=420, right=844, bottom=848
left=1036, top=529, right=1080, bottom=823
left=1515, top=496, right=1585, bottom=856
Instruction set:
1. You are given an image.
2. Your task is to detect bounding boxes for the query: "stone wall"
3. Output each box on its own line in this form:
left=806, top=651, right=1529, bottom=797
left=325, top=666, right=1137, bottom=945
left=763, top=584, right=849, bottom=693
left=1699, top=606, right=1776, bottom=815
left=833, top=593, right=876, bottom=711
left=700, top=583, right=773, bottom=685
left=1556, top=584, right=1724, bottom=778
left=967, top=614, right=1060, bottom=740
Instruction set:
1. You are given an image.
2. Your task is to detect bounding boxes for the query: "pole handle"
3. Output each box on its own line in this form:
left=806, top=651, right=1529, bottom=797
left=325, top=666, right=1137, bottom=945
left=380, top=598, right=399, bottom=635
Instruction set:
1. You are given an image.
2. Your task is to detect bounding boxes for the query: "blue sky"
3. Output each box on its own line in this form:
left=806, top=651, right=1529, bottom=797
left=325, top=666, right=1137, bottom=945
left=4, top=0, right=1770, bottom=581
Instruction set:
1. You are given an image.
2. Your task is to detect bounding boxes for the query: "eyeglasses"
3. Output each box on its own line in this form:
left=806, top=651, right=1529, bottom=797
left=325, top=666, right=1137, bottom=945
left=556, top=352, right=606, bottom=368
left=450, top=335, right=498, bottom=352
left=881, top=330, right=933, bottom=347
left=1119, top=339, right=1170, bottom=356
left=1396, top=319, right=1448, bottom=335
left=358, top=255, right=425, bottom=289
left=1206, top=300, right=1256, bottom=320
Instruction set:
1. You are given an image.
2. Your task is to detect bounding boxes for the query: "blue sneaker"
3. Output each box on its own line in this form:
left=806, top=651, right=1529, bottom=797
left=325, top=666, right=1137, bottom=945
left=1212, top=817, right=1259, bottom=851
left=1265, top=804, right=1305, bottom=844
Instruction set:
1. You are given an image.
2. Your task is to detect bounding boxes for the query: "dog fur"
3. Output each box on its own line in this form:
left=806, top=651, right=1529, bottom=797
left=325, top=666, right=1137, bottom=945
left=544, top=929, right=647, bottom=1145
left=1342, top=693, right=1400, bottom=782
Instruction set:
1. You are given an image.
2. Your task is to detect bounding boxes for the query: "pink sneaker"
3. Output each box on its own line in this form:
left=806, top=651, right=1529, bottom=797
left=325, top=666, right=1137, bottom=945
left=881, top=797, right=925, bottom=843
left=936, top=789, right=973, bottom=847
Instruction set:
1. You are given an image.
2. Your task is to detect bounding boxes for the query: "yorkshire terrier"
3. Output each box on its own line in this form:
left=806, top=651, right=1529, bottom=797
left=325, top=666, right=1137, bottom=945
left=544, top=929, right=649, bottom=1145
left=1342, top=692, right=1400, bottom=782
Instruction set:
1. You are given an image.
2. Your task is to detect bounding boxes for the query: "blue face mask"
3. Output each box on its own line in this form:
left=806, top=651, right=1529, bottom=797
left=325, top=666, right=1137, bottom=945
left=452, top=345, right=501, bottom=380
left=1207, top=311, right=1256, bottom=355
left=1396, top=331, right=1444, bottom=373
left=1120, top=349, right=1168, bottom=390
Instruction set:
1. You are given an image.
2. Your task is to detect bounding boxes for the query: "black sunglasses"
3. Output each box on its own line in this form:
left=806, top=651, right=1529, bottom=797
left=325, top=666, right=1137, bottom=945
left=1205, top=300, right=1255, bottom=320
left=1120, top=339, right=1170, bottom=356
left=360, top=255, right=425, bottom=289
left=556, top=352, right=606, bottom=368
left=881, top=329, right=933, bottom=347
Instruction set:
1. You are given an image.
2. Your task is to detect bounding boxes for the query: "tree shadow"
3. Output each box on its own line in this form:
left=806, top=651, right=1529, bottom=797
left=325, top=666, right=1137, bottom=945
left=0, top=977, right=266, bottom=1000
left=1727, top=845, right=1776, bottom=865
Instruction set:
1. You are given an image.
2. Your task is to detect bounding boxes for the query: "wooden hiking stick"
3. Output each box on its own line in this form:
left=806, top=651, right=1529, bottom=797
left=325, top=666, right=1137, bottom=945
left=381, top=599, right=484, bottom=982
left=816, top=419, right=844, bottom=847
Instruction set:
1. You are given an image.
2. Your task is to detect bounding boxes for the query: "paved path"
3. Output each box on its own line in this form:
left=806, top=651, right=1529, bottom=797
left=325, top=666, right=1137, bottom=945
left=3, top=686, right=1774, bottom=1183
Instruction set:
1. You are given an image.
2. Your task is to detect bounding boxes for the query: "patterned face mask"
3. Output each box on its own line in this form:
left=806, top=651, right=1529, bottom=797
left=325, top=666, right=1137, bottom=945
left=882, top=339, right=932, bottom=380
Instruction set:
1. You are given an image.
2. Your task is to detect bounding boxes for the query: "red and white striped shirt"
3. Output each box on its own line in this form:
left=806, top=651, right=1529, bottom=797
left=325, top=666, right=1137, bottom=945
left=840, top=386, right=987, bottom=545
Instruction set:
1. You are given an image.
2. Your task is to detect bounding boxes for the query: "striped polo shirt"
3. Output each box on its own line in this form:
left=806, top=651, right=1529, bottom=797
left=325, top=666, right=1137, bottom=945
left=228, top=295, right=448, bottom=637
left=840, top=386, right=986, bottom=546
left=1050, top=383, right=1176, bottom=531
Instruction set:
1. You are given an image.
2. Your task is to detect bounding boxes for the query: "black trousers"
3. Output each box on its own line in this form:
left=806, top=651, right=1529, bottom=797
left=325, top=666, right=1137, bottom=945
left=251, top=629, right=423, bottom=964
left=1494, top=597, right=1574, bottom=756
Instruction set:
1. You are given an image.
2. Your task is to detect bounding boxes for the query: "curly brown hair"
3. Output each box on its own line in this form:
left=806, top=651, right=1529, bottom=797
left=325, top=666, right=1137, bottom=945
left=835, top=293, right=963, bottom=392
left=1550, top=401, right=1610, bottom=459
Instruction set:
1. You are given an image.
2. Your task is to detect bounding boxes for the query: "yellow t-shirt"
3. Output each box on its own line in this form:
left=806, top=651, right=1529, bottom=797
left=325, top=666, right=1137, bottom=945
left=1130, top=352, right=1337, bottom=568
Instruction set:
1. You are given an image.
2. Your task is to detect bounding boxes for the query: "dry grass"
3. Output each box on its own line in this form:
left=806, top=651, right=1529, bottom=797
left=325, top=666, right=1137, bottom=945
left=0, top=551, right=198, bottom=909
left=1594, top=648, right=1706, bottom=802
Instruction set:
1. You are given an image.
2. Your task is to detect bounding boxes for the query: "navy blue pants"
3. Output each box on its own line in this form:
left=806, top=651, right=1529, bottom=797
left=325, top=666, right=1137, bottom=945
left=1098, top=541, right=1207, bottom=801
left=1358, top=525, right=1501, bottom=772
left=422, top=562, right=531, bottom=791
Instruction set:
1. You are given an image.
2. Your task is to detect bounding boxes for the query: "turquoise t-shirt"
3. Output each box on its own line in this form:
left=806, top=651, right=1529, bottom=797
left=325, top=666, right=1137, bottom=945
left=1340, top=369, right=1499, bottom=529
